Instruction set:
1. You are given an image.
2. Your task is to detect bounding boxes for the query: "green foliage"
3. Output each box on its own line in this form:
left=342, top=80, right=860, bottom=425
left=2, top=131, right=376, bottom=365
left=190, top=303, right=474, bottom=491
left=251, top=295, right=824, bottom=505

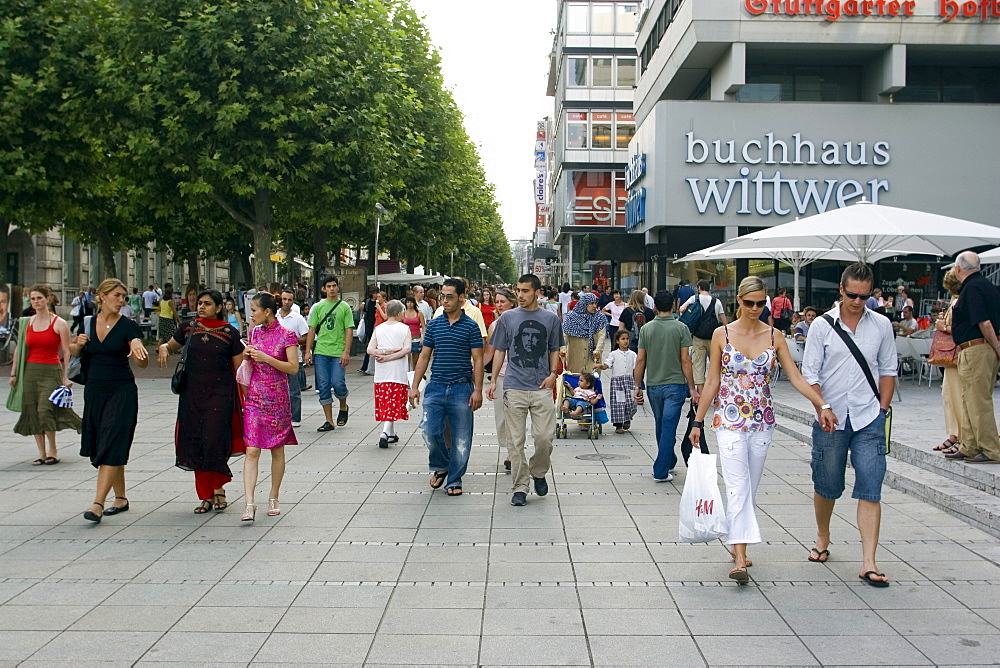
left=0, top=0, right=515, bottom=285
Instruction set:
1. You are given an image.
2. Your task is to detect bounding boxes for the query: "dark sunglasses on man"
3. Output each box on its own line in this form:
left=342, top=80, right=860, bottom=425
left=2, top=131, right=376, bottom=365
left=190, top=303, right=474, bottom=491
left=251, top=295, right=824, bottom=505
left=843, top=291, right=872, bottom=300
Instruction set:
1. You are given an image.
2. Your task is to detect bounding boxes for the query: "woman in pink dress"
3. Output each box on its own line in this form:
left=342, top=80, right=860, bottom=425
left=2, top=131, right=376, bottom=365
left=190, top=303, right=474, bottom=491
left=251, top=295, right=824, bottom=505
left=241, top=292, right=299, bottom=522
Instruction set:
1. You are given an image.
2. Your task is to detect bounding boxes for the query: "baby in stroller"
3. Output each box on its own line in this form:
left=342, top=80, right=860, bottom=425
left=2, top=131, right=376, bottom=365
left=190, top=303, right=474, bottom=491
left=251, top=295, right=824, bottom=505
left=561, top=372, right=602, bottom=417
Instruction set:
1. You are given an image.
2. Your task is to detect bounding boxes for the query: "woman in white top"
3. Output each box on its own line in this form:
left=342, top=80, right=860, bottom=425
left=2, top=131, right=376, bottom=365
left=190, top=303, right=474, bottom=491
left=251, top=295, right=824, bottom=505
left=484, top=288, right=516, bottom=471
left=368, top=300, right=412, bottom=449
left=602, top=289, right=626, bottom=340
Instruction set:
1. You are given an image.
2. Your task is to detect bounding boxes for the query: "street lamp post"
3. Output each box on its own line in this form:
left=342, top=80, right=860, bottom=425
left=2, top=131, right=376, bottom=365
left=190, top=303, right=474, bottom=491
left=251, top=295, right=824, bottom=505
left=479, top=262, right=487, bottom=285
left=450, top=248, right=457, bottom=277
left=374, top=203, right=388, bottom=290
left=425, top=239, right=434, bottom=275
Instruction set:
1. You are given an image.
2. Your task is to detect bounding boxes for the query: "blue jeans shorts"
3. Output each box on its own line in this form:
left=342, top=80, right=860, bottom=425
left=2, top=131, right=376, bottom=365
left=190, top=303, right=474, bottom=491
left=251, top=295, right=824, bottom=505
left=811, top=411, right=887, bottom=502
left=411, top=340, right=422, bottom=355
left=564, top=397, right=593, bottom=412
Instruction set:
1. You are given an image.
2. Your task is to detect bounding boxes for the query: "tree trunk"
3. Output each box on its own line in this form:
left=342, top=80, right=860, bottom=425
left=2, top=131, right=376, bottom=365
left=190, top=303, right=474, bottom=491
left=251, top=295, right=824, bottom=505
left=0, top=217, right=8, bottom=284
left=95, top=225, right=117, bottom=279
left=238, top=246, right=252, bottom=288
left=311, top=226, right=328, bottom=298
left=187, top=252, right=200, bottom=286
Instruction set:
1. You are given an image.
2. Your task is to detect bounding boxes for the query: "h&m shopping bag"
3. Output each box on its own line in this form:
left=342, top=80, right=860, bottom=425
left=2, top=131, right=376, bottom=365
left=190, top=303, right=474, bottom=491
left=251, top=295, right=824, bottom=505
left=678, top=449, right=727, bottom=543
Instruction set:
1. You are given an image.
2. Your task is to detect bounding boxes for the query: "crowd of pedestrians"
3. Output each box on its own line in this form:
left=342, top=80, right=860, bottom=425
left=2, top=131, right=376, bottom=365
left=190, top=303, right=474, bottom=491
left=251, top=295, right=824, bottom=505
left=11, top=256, right=998, bottom=588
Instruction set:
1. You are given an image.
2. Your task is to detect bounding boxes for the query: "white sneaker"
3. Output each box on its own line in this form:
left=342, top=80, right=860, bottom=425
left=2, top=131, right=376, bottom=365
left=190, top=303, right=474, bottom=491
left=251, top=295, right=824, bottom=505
left=653, top=474, right=674, bottom=482
left=291, top=421, right=301, bottom=427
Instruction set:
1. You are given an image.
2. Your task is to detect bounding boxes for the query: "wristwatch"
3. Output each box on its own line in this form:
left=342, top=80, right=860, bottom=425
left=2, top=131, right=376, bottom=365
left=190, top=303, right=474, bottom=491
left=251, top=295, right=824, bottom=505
left=819, top=403, right=831, bottom=411
left=691, top=420, right=704, bottom=428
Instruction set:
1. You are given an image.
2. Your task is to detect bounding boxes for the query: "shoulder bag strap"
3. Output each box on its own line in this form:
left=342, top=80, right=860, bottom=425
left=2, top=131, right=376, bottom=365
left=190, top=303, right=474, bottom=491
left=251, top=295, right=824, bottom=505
left=820, top=314, right=880, bottom=401
left=315, top=301, right=339, bottom=332
left=179, top=321, right=194, bottom=362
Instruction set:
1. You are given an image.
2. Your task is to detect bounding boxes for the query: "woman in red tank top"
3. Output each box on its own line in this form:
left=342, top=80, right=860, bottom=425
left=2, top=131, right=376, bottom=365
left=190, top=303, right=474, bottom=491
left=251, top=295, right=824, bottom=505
left=10, top=285, right=80, bottom=465
left=479, top=288, right=496, bottom=329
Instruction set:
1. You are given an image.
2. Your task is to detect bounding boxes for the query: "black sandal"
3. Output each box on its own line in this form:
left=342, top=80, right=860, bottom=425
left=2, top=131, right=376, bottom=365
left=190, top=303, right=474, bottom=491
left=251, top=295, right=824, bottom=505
left=194, top=500, right=212, bottom=514
left=213, top=493, right=228, bottom=511
left=104, top=497, right=129, bottom=515
left=430, top=471, right=448, bottom=489
left=31, top=458, right=45, bottom=466
left=336, top=408, right=349, bottom=427
left=43, top=457, right=59, bottom=465
left=446, top=487, right=463, bottom=496
left=83, top=502, right=103, bottom=523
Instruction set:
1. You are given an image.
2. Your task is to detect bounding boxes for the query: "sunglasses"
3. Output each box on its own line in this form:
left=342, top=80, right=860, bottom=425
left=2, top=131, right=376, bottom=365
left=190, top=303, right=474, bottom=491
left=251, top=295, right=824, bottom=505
left=741, top=299, right=767, bottom=308
left=843, top=291, right=872, bottom=300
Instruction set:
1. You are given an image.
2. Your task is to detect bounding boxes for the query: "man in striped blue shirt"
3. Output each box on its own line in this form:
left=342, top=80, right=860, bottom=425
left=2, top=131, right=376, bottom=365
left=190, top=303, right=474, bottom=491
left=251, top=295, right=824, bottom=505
left=409, top=277, right=484, bottom=496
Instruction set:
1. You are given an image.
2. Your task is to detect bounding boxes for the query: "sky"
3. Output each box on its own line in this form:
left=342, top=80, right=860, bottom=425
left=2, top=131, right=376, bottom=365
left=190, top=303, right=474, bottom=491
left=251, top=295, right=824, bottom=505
left=407, top=0, right=556, bottom=242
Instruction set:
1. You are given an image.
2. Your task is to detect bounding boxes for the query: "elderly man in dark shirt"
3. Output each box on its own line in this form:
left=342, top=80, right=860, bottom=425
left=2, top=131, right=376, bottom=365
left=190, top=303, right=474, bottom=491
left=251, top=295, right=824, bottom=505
left=946, top=251, right=1000, bottom=464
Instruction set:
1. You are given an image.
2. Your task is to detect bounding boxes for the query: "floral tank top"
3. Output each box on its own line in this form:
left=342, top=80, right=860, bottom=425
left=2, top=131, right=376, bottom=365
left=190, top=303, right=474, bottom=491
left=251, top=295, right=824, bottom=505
left=711, top=326, right=777, bottom=432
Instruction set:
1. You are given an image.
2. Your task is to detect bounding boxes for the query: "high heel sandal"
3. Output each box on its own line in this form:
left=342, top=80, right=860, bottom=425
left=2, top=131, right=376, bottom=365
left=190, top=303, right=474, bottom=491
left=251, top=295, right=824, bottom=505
left=83, top=502, right=104, bottom=523
left=241, top=503, right=257, bottom=522
left=267, top=499, right=280, bottom=516
left=104, top=497, right=129, bottom=515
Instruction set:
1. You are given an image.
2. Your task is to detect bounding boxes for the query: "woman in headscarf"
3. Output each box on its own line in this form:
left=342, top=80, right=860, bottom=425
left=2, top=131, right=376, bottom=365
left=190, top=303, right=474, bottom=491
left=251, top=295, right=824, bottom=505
left=562, top=292, right=608, bottom=374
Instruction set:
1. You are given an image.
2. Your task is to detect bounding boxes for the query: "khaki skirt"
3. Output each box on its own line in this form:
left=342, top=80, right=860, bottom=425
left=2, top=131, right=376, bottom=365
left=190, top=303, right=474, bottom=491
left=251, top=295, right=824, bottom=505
left=13, top=362, right=82, bottom=436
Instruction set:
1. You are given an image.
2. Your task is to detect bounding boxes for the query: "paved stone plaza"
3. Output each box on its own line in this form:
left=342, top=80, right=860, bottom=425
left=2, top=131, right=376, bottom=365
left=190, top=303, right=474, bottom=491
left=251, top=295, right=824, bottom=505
left=1, top=363, right=999, bottom=666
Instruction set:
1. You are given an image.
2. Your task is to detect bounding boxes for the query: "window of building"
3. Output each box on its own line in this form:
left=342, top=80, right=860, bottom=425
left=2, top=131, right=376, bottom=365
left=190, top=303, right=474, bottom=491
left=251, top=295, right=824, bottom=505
left=566, top=110, right=634, bottom=150
left=893, top=66, right=1000, bottom=104
left=567, top=3, right=589, bottom=33
left=566, top=112, right=589, bottom=149
left=592, top=3, right=615, bottom=33
left=565, top=170, right=627, bottom=226
left=591, top=113, right=614, bottom=148
left=615, top=113, right=635, bottom=148
left=567, top=57, right=588, bottom=87
left=617, top=3, right=639, bottom=33
left=737, top=65, right=862, bottom=102
left=617, top=57, right=636, bottom=87
left=592, top=58, right=614, bottom=87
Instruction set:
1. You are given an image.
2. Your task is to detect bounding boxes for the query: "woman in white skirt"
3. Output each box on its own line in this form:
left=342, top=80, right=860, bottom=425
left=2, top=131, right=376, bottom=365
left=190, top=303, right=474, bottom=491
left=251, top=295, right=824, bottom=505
left=690, top=276, right=837, bottom=583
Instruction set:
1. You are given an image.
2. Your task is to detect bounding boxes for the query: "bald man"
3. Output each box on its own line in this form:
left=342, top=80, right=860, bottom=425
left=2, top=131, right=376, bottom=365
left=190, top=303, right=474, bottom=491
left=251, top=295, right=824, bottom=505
left=947, top=251, right=1000, bottom=464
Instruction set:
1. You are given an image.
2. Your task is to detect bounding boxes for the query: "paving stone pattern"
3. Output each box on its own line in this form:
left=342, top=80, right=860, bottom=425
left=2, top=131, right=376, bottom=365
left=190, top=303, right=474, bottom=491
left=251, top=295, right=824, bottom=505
left=1, top=363, right=999, bottom=666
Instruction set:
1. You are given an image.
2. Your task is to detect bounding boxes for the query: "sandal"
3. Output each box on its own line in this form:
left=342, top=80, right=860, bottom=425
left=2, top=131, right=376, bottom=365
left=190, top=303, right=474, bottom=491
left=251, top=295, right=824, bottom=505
left=729, top=566, right=749, bottom=584
left=336, top=408, right=349, bottom=427
left=808, top=548, right=830, bottom=563
left=446, top=487, right=463, bottom=496
left=31, top=458, right=45, bottom=466
left=934, top=438, right=958, bottom=451
left=859, top=570, right=890, bottom=588
left=104, top=497, right=129, bottom=515
left=430, top=471, right=448, bottom=489
left=43, top=457, right=59, bottom=465
left=941, top=445, right=960, bottom=455
left=194, top=500, right=213, bottom=514
left=241, top=503, right=257, bottom=522
left=213, top=493, right=228, bottom=511
left=83, top=502, right=103, bottom=523
left=267, top=499, right=280, bottom=516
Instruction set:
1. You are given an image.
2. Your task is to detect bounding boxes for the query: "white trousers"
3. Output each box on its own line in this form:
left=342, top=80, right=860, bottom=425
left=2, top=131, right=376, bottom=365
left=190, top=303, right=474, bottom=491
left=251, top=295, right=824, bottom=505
left=715, top=429, right=773, bottom=546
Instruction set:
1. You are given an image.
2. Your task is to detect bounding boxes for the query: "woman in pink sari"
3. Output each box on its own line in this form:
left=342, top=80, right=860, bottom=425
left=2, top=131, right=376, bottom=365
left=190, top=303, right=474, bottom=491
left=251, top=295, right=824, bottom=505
left=241, top=292, right=299, bottom=522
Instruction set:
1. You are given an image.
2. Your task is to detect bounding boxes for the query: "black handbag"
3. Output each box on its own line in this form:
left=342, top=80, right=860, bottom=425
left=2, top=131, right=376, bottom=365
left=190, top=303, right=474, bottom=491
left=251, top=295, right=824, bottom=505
left=68, top=316, right=93, bottom=385
left=170, top=324, right=193, bottom=395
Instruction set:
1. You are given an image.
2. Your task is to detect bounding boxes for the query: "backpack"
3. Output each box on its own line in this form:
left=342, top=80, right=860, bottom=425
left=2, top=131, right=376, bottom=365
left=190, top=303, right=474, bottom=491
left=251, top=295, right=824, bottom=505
left=692, top=297, right=719, bottom=339
left=678, top=298, right=704, bottom=333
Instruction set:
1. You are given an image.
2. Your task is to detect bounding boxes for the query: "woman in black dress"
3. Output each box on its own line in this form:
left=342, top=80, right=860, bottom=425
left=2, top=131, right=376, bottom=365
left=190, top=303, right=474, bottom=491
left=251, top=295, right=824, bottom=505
left=157, top=290, right=245, bottom=513
left=70, top=278, right=148, bottom=523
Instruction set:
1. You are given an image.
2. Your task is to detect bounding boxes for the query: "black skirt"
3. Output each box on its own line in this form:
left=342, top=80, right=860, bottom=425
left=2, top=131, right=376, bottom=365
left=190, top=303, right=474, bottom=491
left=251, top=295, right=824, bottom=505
left=80, top=379, right=138, bottom=467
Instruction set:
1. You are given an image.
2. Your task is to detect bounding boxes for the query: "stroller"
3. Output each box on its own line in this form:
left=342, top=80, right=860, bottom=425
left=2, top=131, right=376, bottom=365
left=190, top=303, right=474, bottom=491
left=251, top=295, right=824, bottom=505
left=555, top=371, right=610, bottom=440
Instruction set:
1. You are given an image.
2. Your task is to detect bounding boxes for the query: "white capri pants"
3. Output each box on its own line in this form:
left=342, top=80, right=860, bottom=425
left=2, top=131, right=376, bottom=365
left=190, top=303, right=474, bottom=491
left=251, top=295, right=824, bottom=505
left=493, top=375, right=508, bottom=450
left=715, top=428, right=773, bottom=546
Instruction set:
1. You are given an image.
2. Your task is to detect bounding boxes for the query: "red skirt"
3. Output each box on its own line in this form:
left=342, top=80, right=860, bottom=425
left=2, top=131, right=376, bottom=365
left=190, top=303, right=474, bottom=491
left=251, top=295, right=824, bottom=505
left=374, top=382, right=409, bottom=422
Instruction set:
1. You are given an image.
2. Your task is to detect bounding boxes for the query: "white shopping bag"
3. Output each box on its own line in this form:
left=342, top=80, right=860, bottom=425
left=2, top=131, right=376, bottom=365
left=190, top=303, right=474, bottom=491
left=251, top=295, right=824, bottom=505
left=406, top=370, right=427, bottom=392
left=678, top=450, right=727, bottom=543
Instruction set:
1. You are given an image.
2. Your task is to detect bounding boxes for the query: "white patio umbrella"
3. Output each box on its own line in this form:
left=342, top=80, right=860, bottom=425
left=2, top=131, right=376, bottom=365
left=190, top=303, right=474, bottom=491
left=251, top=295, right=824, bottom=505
left=677, top=244, right=908, bottom=310
left=977, top=247, right=1000, bottom=264
left=713, top=200, right=1000, bottom=264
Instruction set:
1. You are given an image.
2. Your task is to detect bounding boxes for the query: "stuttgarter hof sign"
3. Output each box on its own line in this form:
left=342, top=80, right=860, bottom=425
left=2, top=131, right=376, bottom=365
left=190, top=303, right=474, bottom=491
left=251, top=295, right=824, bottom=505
left=684, top=131, right=891, bottom=216
left=744, top=0, right=1000, bottom=21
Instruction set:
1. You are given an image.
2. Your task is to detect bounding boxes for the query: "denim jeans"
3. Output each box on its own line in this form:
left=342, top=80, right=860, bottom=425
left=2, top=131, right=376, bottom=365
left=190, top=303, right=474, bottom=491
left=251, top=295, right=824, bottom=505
left=421, top=380, right=474, bottom=490
left=287, top=360, right=303, bottom=422
left=314, top=354, right=348, bottom=406
left=647, top=383, right=689, bottom=479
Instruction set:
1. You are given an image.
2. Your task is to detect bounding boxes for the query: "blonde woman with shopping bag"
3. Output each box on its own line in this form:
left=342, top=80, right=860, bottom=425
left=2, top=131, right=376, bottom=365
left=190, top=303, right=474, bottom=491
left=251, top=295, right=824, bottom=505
left=690, top=276, right=837, bottom=583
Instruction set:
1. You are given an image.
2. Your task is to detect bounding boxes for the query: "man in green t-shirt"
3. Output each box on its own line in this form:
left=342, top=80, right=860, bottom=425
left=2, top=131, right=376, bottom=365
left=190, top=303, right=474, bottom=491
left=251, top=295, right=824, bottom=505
left=633, top=291, right=698, bottom=482
left=305, top=276, right=354, bottom=432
